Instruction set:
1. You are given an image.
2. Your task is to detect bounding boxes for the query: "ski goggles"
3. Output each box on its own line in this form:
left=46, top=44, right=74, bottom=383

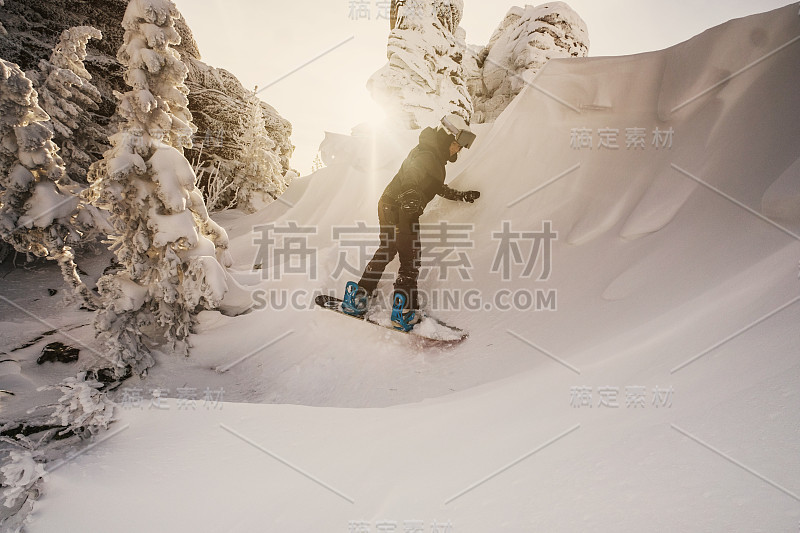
left=441, top=117, right=477, bottom=149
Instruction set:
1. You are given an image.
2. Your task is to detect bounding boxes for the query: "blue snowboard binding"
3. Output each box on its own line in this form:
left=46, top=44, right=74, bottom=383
left=342, top=281, right=368, bottom=317
left=391, top=292, right=420, bottom=332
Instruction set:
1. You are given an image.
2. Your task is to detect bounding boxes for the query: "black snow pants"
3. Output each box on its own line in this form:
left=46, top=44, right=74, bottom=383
left=357, top=197, right=421, bottom=309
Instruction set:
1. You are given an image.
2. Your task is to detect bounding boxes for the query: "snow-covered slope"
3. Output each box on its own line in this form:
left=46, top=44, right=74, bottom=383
left=24, top=4, right=800, bottom=531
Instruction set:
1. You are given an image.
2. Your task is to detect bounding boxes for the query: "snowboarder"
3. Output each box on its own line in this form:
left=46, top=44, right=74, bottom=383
left=341, top=114, right=481, bottom=331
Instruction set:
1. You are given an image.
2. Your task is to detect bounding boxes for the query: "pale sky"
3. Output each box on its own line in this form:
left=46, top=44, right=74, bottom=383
left=177, top=0, right=793, bottom=175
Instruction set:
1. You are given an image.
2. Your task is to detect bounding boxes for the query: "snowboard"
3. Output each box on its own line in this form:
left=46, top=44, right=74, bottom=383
left=314, top=294, right=468, bottom=344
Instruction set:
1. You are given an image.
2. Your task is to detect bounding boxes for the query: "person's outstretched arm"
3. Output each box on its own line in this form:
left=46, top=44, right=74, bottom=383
left=438, top=184, right=481, bottom=203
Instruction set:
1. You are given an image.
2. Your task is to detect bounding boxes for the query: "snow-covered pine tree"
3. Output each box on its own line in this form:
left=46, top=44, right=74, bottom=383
left=29, top=26, right=106, bottom=183
left=232, top=87, right=286, bottom=212
left=196, top=156, right=236, bottom=213
left=368, top=0, right=473, bottom=129
left=311, top=152, right=325, bottom=173
left=87, top=0, right=242, bottom=377
left=0, top=58, right=96, bottom=306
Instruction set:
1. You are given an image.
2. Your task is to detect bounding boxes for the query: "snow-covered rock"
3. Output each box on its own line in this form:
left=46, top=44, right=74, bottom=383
left=466, top=2, right=589, bottom=123
left=368, top=0, right=473, bottom=129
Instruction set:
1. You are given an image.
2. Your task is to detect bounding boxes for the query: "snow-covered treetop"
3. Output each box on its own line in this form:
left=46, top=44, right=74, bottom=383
left=122, top=0, right=179, bottom=29
left=32, top=26, right=103, bottom=136
left=0, top=59, right=69, bottom=214
left=30, top=25, right=105, bottom=183
left=50, top=26, right=102, bottom=81
left=116, top=0, right=195, bottom=151
left=0, top=60, right=49, bottom=131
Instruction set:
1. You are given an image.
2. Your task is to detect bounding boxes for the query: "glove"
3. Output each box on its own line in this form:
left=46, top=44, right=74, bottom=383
left=461, top=190, right=481, bottom=203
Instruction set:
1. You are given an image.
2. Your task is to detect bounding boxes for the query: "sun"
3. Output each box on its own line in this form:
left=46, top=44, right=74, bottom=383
left=347, top=91, right=390, bottom=134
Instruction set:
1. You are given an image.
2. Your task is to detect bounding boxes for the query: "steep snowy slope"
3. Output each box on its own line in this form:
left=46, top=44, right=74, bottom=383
left=26, top=4, right=800, bottom=532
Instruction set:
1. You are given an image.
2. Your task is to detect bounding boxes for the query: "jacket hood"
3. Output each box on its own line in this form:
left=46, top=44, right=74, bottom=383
left=418, top=126, right=453, bottom=163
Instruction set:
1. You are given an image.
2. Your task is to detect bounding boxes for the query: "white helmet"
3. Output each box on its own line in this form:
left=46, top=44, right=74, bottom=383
left=441, top=114, right=476, bottom=149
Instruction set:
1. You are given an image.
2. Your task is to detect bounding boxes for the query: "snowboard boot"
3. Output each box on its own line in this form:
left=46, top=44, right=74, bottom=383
left=391, top=291, right=420, bottom=332
left=342, top=281, right=369, bottom=317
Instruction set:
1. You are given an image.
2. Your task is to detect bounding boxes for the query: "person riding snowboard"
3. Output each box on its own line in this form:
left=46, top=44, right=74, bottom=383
left=341, top=114, right=481, bottom=331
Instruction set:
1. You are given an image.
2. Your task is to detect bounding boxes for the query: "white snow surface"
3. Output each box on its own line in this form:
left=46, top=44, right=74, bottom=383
left=11, top=4, right=800, bottom=531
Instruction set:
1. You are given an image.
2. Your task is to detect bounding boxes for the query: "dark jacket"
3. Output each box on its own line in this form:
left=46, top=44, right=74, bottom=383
left=380, top=127, right=463, bottom=211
